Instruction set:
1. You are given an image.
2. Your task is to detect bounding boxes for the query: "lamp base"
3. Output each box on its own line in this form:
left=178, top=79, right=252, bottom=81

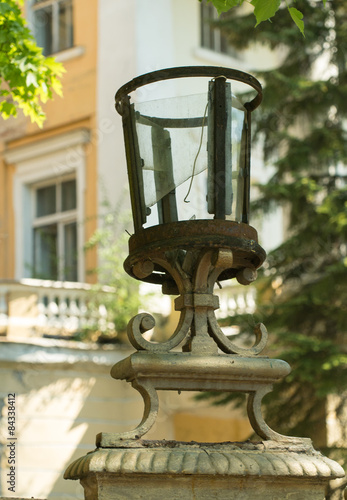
left=124, top=220, right=266, bottom=289
left=64, top=440, right=345, bottom=500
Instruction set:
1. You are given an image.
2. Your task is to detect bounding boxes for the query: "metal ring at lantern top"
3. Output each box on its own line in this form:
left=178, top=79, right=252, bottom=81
left=115, top=66, right=262, bottom=113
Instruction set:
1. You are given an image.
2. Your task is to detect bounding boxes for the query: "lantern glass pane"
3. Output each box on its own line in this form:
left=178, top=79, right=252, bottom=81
left=133, top=88, right=246, bottom=227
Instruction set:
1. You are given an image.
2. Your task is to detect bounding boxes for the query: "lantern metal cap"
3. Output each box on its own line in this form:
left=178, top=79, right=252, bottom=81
left=115, top=66, right=262, bottom=112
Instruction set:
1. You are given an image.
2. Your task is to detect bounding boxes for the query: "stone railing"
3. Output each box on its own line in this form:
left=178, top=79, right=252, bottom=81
left=0, top=279, right=116, bottom=339
left=0, top=279, right=256, bottom=340
left=216, top=283, right=257, bottom=319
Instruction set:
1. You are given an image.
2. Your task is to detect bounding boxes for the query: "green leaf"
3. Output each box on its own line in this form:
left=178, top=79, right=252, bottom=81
left=250, top=0, right=281, bottom=26
left=0, top=31, right=8, bottom=44
left=18, top=57, right=28, bottom=72
left=0, top=3, right=13, bottom=15
left=0, top=101, right=17, bottom=119
left=288, top=7, right=305, bottom=36
left=26, top=71, right=38, bottom=88
left=206, top=0, right=243, bottom=15
left=0, top=0, right=64, bottom=126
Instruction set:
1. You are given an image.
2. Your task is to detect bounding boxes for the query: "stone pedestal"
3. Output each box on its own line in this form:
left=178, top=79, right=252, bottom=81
left=64, top=440, right=345, bottom=499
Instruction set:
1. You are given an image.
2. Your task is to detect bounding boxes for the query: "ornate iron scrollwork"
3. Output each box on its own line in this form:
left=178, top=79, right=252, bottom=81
left=98, top=243, right=303, bottom=447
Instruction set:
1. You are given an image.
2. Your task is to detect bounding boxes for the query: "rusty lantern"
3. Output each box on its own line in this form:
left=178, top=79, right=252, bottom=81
left=115, top=66, right=265, bottom=291
left=94, top=66, right=293, bottom=446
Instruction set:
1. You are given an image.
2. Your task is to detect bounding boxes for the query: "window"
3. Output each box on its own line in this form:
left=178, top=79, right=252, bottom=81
left=33, top=178, right=78, bottom=281
left=200, top=1, right=236, bottom=57
left=8, top=128, right=88, bottom=282
left=32, top=0, right=73, bottom=56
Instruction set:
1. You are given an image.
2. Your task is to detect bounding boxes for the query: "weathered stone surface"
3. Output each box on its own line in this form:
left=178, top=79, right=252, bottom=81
left=80, top=474, right=334, bottom=500
left=65, top=440, right=345, bottom=499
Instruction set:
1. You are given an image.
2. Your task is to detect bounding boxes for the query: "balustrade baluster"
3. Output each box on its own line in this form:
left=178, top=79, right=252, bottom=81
left=0, top=287, right=8, bottom=331
left=37, top=292, right=48, bottom=329
left=0, top=280, right=119, bottom=338
left=59, top=293, right=68, bottom=331
left=98, top=304, right=107, bottom=332
left=69, top=295, right=79, bottom=331
left=78, top=297, right=88, bottom=330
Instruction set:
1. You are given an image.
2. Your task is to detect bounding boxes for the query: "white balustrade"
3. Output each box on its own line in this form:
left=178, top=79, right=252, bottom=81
left=216, top=284, right=257, bottom=319
left=0, top=279, right=257, bottom=339
left=0, top=279, right=116, bottom=337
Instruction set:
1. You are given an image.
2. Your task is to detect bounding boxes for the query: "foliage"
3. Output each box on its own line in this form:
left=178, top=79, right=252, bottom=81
left=82, top=198, right=140, bottom=342
left=203, top=0, right=347, bottom=480
left=202, top=0, right=328, bottom=35
left=0, top=0, right=64, bottom=126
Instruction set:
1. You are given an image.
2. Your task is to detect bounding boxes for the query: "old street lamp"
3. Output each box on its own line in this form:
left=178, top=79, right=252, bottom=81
left=99, top=66, right=290, bottom=440
left=119, top=66, right=260, bottom=228
left=117, top=67, right=266, bottom=294
left=65, top=67, right=344, bottom=499
left=116, top=67, right=265, bottom=293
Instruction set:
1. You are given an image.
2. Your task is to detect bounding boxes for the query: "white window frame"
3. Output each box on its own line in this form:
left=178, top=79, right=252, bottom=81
left=32, top=175, right=78, bottom=280
left=30, top=0, right=74, bottom=55
left=5, top=129, right=89, bottom=282
left=200, top=0, right=236, bottom=58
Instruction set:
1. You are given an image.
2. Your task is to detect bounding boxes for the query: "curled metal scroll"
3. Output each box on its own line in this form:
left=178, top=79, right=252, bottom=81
left=126, top=248, right=268, bottom=355
left=195, top=248, right=268, bottom=355
left=208, top=314, right=268, bottom=356
left=127, top=310, right=193, bottom=353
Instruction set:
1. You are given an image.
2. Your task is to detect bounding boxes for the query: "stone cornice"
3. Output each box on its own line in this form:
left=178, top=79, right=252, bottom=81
left=0, top=339, right=131, bottom=371
left=4, top=128, right=90, bottom=165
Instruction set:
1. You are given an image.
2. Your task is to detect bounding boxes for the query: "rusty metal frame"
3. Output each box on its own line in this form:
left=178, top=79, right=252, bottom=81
left=116, top=66, right=262, bottom=232
left=115, top=66, right=262, bottom=112
left=124, top=219, right=266, bottom=287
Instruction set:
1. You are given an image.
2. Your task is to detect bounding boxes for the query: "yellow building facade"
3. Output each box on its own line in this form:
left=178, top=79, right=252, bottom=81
left=1, top=0, right=98, bottom=284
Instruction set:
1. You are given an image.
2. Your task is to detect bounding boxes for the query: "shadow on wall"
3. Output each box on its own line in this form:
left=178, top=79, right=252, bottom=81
left=0, top=338, right=253, bottom=499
